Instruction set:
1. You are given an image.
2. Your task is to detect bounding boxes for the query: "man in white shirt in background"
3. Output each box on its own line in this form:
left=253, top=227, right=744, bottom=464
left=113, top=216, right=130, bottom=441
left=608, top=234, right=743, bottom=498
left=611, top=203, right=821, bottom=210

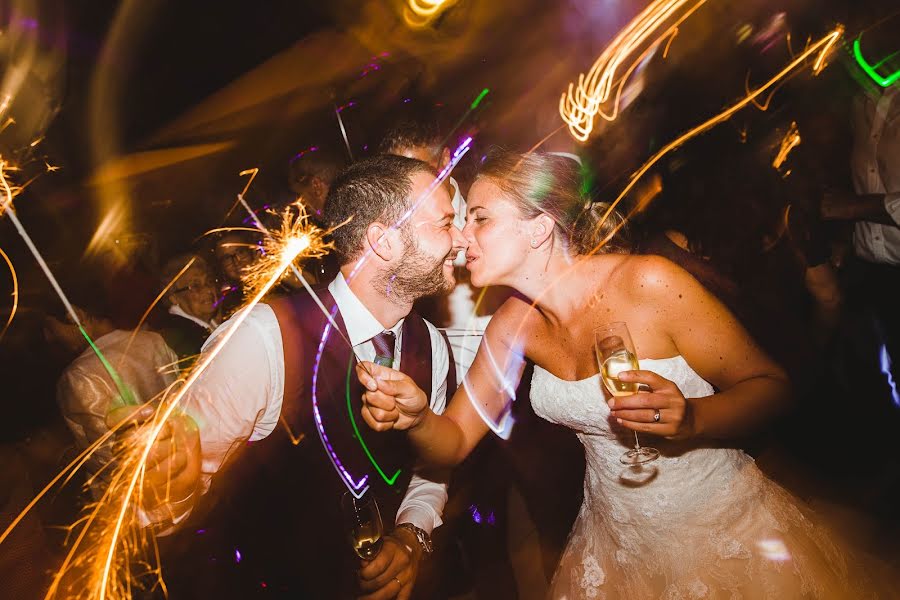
left=821, top=21, right=899, bottom=387
left=118, top=154, right=466, bottom=599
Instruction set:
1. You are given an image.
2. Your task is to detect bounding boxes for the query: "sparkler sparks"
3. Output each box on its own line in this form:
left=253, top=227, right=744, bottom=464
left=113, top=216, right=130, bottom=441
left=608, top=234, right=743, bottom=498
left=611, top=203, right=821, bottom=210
left=0, top=163, right=339, bottom=599
left=239, top=202, right=332, bottom=300
left=559, top=0, right=708, bottom=142
left=38, top=205, right=325, bottom=599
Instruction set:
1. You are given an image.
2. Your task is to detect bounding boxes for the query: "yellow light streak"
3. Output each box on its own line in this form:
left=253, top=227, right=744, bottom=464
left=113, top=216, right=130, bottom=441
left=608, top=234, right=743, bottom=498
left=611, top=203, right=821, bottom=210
left=587, top=26, right=843, bottom=256
left=0, top=246, right=17, bottom=342
left=559, top=0, right=708, bottom=142
left=772, top=121, right=801, bottom=171
left=404, top=0, right=456, bottom=27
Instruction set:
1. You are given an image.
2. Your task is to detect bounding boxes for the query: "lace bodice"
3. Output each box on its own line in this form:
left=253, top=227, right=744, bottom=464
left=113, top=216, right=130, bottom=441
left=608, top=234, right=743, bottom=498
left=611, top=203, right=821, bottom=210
left=530, top=356, right=868, bottom=599
left=531, top=356, right=754, bottom=524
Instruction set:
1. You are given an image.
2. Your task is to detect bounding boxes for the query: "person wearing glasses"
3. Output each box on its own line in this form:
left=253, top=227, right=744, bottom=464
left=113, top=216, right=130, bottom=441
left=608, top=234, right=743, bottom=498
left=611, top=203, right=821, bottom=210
left=156, top=254, right=221, bottom=367
left=213, top=232, right=256, bottom=317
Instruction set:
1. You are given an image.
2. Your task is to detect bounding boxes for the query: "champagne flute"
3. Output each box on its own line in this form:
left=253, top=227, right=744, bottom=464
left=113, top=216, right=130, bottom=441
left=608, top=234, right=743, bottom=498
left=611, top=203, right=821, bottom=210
left=341, top=491, right=384, bottom=560
left=594, top=322, right=660, bottom=466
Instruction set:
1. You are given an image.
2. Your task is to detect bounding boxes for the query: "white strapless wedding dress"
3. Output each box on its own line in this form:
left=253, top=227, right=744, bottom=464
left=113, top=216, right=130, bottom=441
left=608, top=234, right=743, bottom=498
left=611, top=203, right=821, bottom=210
left=530, top=356, right=880, bottom=599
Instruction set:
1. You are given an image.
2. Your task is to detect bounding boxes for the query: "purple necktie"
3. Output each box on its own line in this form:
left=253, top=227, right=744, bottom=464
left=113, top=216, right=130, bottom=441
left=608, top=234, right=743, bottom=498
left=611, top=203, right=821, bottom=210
left=371, top=331, right=396, bottom=367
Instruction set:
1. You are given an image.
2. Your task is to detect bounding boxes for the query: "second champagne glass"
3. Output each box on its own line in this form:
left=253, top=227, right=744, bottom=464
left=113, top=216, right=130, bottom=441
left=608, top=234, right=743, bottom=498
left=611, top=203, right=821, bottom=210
left=594, top=322, right=660, bottom=466
left=341, top=491, right=384, bottom=560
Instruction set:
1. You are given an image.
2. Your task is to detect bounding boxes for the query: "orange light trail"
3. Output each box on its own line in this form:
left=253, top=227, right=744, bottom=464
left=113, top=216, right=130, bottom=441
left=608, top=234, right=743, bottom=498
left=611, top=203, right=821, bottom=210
left=559, top=0, right=708, bottom=142
left=587, top=26, right=844, bottom=255
left=404, top=0, right=456, bottom=27
left=772, top=121, right=801, bottom=171
left=0, top=246, right=18, bottom=342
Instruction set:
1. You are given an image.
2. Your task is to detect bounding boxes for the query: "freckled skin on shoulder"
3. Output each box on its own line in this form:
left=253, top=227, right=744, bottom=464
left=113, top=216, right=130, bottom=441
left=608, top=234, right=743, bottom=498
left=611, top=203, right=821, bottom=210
left=609, top=254, right=784, bottom=391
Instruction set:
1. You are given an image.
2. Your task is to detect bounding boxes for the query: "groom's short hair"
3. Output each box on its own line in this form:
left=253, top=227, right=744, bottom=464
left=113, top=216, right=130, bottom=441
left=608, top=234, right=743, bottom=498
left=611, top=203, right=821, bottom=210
left=324, top=154, right=437, bottom=265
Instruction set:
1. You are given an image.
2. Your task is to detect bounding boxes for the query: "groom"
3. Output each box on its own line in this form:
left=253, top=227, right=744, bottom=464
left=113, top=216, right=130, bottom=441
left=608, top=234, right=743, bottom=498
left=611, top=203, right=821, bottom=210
left=124, top=154, right=466, bottom=599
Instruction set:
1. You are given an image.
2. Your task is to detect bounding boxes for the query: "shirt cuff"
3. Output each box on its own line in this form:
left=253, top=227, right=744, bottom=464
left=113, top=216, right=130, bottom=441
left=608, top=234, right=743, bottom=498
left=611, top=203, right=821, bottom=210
left=885, top=193, right=900, bottom=226
left=137, top=493, right=195, bottom=536
left=395, top=503, right=443, bottom=535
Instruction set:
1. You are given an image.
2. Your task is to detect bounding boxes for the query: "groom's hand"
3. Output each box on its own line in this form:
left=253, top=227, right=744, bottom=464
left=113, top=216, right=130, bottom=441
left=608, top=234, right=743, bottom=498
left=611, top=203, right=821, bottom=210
left=608, top=370, right=695, bottom=439
left=357, top=527, right=421, bottom=600
left=357, top=362, right=429, bottom=431
left=106, top=404, right=201, bottom=512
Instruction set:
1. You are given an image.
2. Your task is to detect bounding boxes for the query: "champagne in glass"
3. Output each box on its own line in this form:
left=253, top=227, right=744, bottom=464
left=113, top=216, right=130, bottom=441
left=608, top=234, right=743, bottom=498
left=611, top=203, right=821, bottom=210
left=594, top=322, right=660, bottom=466
left=341, top=492, right=384, bottom=560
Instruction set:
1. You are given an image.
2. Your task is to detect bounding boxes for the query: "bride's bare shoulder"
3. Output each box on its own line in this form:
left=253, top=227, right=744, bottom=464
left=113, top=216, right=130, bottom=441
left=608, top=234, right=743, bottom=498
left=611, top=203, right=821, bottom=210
left=485, top=293, right=539, bottom=335
left=608, top=254, right=697, bottom=300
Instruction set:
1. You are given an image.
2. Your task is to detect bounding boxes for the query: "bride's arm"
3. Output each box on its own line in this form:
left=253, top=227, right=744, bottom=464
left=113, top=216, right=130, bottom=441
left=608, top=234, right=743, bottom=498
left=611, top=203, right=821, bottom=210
left=359, top=301, right=529, bottom=467
left=620, top=256, right=790, bottom=440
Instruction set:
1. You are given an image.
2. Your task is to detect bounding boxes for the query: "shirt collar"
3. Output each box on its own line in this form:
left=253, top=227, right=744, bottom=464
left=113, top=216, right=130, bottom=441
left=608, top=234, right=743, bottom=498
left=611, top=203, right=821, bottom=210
left=328, top=272, right=403, bottom=347
left=449, top=177, right=467, bottom=231
left=168, top=304, right=217, bottom=331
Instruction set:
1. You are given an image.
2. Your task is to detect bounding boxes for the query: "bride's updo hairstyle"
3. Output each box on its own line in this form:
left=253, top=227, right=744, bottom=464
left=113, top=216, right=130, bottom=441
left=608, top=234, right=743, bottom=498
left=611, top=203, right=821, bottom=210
left=476, top=149, right=629, bottom=255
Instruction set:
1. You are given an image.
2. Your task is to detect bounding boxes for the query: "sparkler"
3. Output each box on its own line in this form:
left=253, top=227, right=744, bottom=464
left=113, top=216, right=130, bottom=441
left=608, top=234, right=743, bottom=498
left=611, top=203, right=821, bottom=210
left=0, top=164, right=333, bottom=598
left=230, top=175, right=375, bottom=495
left=239, top=202, right=332, bottom=299
left=39, top=205, right=327, bottom=599
left=0, top=159, right=135, bottom=406
left=559, top=0, right=709, bottom=142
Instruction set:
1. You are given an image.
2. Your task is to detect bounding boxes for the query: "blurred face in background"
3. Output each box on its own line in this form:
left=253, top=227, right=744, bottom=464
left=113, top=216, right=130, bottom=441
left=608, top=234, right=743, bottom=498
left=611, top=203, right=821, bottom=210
left=168, top=263, right=218, bottom=322
left=215, top=235, right=255, bottom=284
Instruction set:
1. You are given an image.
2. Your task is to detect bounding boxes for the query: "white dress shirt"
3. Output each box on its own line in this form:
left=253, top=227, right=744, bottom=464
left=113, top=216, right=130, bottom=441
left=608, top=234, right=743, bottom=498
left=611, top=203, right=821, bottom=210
left=850, top=86, right=900, bottom=265
left=174, top=273, right=450, bottom=534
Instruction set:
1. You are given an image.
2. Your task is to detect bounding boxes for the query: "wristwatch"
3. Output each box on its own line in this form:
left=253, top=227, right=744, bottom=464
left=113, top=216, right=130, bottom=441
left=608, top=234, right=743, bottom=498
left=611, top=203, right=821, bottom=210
left=396, top=522, right=433, bottom=556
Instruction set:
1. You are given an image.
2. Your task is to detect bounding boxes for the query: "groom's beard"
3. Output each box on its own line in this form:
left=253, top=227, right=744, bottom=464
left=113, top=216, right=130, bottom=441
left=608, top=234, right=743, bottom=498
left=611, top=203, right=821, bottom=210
left=374, top=235, right=454, bottom=304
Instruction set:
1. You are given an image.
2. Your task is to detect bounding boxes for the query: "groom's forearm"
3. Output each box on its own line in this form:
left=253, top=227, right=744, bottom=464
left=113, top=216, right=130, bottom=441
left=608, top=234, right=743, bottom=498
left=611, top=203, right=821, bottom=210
left=689, top=376, right=791, bottom=439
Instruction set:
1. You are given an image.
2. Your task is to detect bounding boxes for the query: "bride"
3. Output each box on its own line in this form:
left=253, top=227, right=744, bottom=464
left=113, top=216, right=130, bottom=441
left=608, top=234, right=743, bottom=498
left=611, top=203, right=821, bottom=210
left=358, top=150, right=880, bottom=598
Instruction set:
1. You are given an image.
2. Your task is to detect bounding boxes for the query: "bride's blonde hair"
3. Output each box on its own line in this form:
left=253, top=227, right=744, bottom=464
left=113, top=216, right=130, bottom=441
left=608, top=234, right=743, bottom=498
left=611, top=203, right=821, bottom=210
left=475, top=149, right=629, bottom=255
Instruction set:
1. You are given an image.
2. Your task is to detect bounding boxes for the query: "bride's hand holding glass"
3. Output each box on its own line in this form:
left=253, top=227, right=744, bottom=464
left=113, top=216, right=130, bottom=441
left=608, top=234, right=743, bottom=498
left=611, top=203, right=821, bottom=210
left=357, top=361, right=429, bottom=431
left=611, top=369, right=695, bottom=440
